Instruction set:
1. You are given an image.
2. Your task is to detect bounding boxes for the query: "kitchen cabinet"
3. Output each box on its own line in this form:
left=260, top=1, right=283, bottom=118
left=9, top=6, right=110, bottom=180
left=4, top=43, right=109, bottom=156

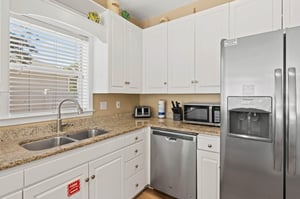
left=20, top=128, right=147, bottom=199
left=0, top=170, right=23, bottom=199
left=195, top=4, right=229, bottom=93
left=229, top=0, right=281, bottom=38
left=197, top=135, right=220, bottom=199
left=143, top=23, right=168, bottom=93
left=283, top=0, right=300, bottom=28
left=167, top=14, right=195, bottom=93
left=89, top=150, right=124, bottom=199
left=2, top=191, right=22, bottom=199
left=24, top=164, right=89, bottom=199
left=109, top=11, right=142, bottom=93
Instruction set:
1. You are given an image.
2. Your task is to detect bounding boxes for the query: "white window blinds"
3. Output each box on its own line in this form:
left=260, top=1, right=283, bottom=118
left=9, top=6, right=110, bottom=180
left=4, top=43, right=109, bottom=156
left=9, top=18, right=89, bottom=115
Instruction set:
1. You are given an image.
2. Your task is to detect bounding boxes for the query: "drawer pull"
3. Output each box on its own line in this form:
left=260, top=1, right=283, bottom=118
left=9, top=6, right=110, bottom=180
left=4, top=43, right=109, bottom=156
left=208, top=144, right=212, bottom=148
left=91, top=175, right=95, bottom=180
left=135, top=137, right=138, bottom=141
left=135, top=183, right=139, bottom=188
left=135, top=149, right=138, bottom=153
left=135, top=164, right=139, bottom=169
left=85, top=178, right=89, bottom=182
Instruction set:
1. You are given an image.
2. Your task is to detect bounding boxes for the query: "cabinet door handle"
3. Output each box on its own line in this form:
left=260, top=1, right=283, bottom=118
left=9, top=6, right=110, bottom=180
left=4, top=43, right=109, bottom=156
left=135, top=137, right=138, bottom=141
left=163, top=82, right=167, bottom=85
left=135, top=149, right=138, bottom=153
left=91, top=175, right=95, bottom=180
left=135, top=164, right=139, bottom=169
left=191, top=80, right=195, bottom=84
left=135, top=183, right=139, bottom=188
left=85, top=178, right=90, bottom=182
left=208, top=144, right=212, bottom=148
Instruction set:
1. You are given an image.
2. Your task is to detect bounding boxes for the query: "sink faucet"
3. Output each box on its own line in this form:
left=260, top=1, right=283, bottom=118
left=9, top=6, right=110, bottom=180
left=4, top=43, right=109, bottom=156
left=57, top=99, right=83, bottom=133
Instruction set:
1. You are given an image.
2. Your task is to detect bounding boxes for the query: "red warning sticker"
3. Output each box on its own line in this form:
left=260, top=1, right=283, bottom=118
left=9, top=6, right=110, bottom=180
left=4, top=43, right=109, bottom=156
left=67, top=179, right=80, bottom=197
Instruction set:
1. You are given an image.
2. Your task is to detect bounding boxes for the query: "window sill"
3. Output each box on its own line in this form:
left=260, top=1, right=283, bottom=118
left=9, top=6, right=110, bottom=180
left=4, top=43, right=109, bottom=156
left=0, top=110, right=93, bottom=127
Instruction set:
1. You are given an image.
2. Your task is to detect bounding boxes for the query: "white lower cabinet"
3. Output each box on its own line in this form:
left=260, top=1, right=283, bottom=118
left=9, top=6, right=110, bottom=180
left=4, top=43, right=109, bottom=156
left=19, top=128, right=148, bottom=199
left=124, top=140, right=147, bottom=199
left=197, top=135, right=220, bottom=199
left=2, top=191, right=22, bottom=199
left=0, top=170, right=23, bottom=199
left=89, top=150, right=124, bottom=199
left=23, top=164, right=89, bottom=199
left=125, top=169, right=146, bottom=199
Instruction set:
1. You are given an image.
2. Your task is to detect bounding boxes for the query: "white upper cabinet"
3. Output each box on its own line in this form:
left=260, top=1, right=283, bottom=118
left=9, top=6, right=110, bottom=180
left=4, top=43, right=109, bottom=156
left=283, top=0, right=300, bottom=28
left=229, top=0, right=282, bottom=38
left=125, top=22, right=143, bottom=92
left=167, top=14, right=195, bottom=93
left=109, top=12, right=126, bottom=91
left=195, top=4, right=229, bottom=93
left=143, top=23, right=168, bottom=93
left=109, top=11, right=142, bottom=93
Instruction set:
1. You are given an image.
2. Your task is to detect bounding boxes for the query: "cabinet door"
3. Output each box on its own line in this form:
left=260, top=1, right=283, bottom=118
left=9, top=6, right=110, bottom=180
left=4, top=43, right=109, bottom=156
left=125, top=22, right=142, bottom=93
left=24, top=164, right=89, bottom=199
left=167, top=14, right=195, bottom=93
left=195, top=4, right=229, bottom=93
left=89, top=150, right=124, bottom=199
left=2, top=191, right=22, bottom=199
left=110, top=12, right=126, bottom=91
left=283, top=0, right=300, bottom=28
left=229, top=0, right=281, bottom=38
left=143, top=23, right=168, bottom=93
left=197, top=150, right=220, bottom=199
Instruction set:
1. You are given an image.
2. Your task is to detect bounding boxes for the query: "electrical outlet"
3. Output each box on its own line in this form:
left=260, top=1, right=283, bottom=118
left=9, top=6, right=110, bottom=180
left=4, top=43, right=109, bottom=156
left=100, top=101, right=107, bottom=110
left=116, top=101, right=120, bottom=109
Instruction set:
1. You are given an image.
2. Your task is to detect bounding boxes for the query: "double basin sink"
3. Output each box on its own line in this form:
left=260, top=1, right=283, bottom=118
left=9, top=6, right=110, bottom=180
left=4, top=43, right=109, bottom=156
left=21, top=129, right=109, bottom=151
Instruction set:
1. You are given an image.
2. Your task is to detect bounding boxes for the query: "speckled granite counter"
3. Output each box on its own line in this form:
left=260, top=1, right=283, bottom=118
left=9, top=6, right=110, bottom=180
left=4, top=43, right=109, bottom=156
left=0, top=115, right=219, bottom=171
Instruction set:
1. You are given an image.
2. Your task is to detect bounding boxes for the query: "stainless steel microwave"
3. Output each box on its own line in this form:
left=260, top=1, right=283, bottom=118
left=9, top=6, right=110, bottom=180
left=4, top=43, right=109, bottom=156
left=183, top=103, right=220, bottom=126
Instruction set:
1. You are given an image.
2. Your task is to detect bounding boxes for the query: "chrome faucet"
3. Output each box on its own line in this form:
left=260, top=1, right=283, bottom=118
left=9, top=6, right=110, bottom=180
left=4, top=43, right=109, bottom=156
left=57, top=99, right=83, bottom=133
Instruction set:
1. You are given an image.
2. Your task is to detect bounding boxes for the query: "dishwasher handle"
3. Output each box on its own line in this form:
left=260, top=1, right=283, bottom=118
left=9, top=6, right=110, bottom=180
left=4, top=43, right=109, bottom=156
left=152, top=130, right=196, bottom=142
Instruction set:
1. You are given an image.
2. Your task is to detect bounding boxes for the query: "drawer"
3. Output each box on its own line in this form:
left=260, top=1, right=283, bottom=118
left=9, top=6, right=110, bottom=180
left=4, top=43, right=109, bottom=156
left=125, top=154, right=145, bottom=179
left=125, top=169, right=147, bottom=199
left=0, top=170, right=23, bottom=197
left=124, top=141, right=144, bottom=162
left=197, top=134, right=220, bottom=153
left=124, top=129, right=145, bottom=146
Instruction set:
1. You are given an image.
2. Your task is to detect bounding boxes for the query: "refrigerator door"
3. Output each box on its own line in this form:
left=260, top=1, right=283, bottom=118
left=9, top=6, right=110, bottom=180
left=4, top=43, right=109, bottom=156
left=286, top=26, right=300, bottom=199
left=221, top=30, right=284, bottom=199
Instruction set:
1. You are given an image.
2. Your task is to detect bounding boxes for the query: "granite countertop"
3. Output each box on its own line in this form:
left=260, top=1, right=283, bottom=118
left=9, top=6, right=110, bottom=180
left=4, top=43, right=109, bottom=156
left=0, top=116, right=220, bottom=171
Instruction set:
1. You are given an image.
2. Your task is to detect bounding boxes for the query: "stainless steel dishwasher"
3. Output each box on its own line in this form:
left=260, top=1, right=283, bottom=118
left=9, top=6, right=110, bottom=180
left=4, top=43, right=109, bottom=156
left=150, top=128, right=197, bottom=199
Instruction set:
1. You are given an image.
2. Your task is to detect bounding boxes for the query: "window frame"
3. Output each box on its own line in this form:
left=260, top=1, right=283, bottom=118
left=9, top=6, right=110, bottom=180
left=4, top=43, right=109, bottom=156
left=0, top=0, right=96, bottom=126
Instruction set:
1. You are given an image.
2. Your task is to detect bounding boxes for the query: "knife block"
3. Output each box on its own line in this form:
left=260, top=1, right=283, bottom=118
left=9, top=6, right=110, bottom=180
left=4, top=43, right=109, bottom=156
left=173, top=112, right=182, bottom=121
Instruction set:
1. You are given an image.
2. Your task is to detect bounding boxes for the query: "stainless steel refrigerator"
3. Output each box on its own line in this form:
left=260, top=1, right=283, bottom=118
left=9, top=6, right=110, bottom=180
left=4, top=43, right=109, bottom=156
left=220, top=26, right=300, bottom=199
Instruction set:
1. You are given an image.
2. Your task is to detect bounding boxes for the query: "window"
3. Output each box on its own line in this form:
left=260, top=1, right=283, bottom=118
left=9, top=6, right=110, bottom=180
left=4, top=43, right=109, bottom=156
left=9, top=18, right=89, bottom=116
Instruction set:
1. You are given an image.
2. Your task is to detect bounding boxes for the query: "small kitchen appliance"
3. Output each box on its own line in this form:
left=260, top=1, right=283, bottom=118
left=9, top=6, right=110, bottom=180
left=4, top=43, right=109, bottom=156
left=183, top=103, right=220, bottom=126
left=134, top=106, right=151, bottom=118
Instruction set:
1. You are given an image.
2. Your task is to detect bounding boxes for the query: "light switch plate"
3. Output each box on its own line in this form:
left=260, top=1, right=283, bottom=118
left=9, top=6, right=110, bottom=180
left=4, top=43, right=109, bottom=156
left=116, top=101, right=120, bottom=109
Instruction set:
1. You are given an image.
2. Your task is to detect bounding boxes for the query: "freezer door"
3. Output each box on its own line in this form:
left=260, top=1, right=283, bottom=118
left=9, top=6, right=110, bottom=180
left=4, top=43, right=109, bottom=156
left=286, top=26, right=300, bottom=199
left=221, top=30, right=284, bottom=199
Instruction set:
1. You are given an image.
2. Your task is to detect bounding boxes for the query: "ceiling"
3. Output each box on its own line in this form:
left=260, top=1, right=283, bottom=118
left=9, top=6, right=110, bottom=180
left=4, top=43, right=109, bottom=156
left=118, top=0, right=197, bottom=21
left=52, top=0, right=198, bottom=22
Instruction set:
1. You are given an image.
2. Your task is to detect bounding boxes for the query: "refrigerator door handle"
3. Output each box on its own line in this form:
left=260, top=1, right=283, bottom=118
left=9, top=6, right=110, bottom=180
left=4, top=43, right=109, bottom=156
left=288, top=67, right=297, bottom=176
left=274, top=68, right=283, bottom=172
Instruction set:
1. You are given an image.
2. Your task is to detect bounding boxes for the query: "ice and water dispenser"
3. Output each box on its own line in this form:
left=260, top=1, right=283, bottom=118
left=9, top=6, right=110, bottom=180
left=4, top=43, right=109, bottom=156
left=227, top=97, right=272, bottom=141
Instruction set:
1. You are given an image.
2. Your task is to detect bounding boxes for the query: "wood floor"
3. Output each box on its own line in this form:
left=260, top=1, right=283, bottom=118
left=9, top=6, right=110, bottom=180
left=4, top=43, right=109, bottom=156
left=135, top=188, right=175, bottom=199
